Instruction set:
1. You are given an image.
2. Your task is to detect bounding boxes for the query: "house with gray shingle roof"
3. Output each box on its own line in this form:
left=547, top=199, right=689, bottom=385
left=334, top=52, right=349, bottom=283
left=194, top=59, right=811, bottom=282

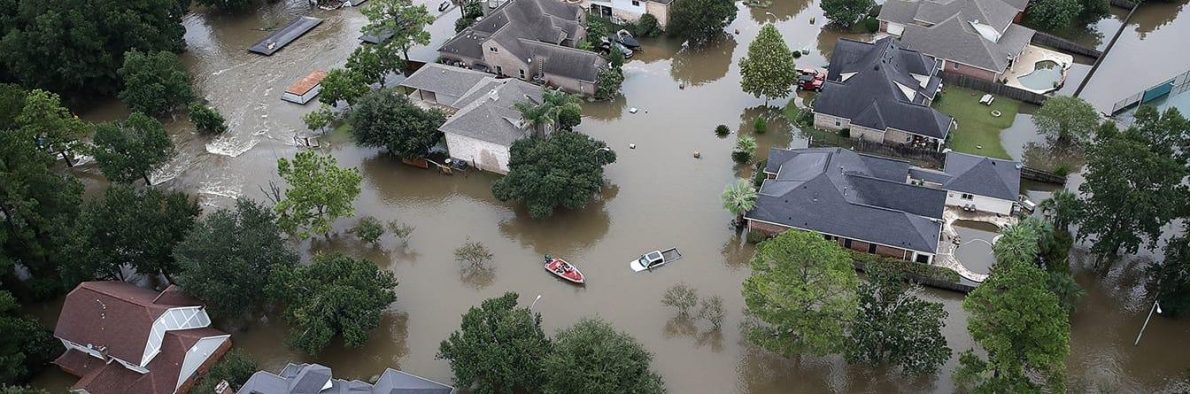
left=438, top=0, right=608, bottom=96
left=814, top=37, right=953, bottom=151
left=400, top=63, right=544, bottom=174
left=236, top=363, right=454, bottom=394
left=909, top=151, right=1022, bottom=215
left=877, top=0, right=1034, bottom=82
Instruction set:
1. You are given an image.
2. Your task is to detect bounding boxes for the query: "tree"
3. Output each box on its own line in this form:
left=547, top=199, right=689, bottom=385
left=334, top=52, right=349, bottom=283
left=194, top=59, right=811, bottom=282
left=637, top=14, right=662, bottom=37
left=273, top=151, right=363, bottom=239
left=454, top=241, right=493, bottom=270
left=1032, top=96, right=1100, bottom=145
left=846, top=266, right=950, bottom=375
left=188, top=103, right=228, bottom=135
left=697, top=295, right=725, bottom=330
left=0, top=290, right=58, bottom=386
left=661, top=283, right=699, bottom=318
left=319, top=68, right=370, bottom=106
left=267, top=253, right=397, bottom=354
left=0, top=0, right=185, bottom=97
left=1149, top=234, right=1190, bottom=316
left=16, top=90, right=87, bottom=166
left=361, top=0, right=434, bottom=63
left=722, top=179, right=757, bottom=222
left=742, top=230, right=859, bottom=357
left=351, top=216, right=386, bottom=246
left=346, top=45, right=402, bottom=86
left=350, top=89, right=446, bottom=159
left=118, top=50, right=193, bottom=116
left=513, top=89, right=583, bottom=135
left=67, top=185, right=199, bottom=284
left=302, top=104, right=336, bottom=133
left=1027, top=0, right=1083, bottom=31
left=732, top=135, right=757, bottom=164
left=0, top=84, right=28, bottom=127
left=609, top=45, right=626, bottom=70
left=1039, top=189, right=1080, bottom=232
left=438, top=292, right=552, bottom=394
left=1077, top=121, right=1185, bottom=266
left=387, top=221, right=415, bottom=246
left=667, top=0, right=737, bottom=45
left=92, top=112, right=175, bottom=185
left=542, top=318, right=665, bottom=394
left=821, top=0, right=875, bottom=28
left=492, top=131, right=616, bottom=218
left=174, top=199, right=296, bottom=318
left=1130, top=106, right=1190, bottom=165
left=195, top=0, right=258, bottom=12
left=189, top=349, right=257, bottom=394
left=739, top=24, right=798, bottom=104
left=595, top=68, right=625, bottom=100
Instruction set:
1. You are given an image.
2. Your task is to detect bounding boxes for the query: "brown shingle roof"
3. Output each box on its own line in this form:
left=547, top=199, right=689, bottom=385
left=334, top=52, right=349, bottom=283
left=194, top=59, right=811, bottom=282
left=286, top=70, right=328, bottom=96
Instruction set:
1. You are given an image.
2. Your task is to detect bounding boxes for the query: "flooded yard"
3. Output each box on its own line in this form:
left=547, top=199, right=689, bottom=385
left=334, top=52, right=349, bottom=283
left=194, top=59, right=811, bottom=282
left=28, top=0, right=1190, bottom=393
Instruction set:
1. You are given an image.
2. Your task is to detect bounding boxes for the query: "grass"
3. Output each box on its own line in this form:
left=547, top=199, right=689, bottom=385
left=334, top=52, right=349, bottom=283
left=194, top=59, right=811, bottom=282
left=933, top=86, right=1019, bottom=160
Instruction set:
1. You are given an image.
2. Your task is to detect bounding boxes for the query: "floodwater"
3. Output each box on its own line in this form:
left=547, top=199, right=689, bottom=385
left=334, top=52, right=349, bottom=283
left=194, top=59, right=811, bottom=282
left=1075, top=0, right=1190, bottom=112
left=29, top=0, right=1190, bottom=393
left=951, top=220, right=1000, bottom=276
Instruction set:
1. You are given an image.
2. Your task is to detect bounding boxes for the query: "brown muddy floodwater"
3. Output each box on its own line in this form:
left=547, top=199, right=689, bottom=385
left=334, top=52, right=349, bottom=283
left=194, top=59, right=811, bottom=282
left=29, top=0, right=1190, bottom=393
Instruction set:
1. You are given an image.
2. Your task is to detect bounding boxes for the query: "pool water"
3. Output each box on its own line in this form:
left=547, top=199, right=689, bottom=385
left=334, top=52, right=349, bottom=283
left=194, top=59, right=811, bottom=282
left=952, top=220, right=1001, bottom=275
left=1017, top=60, right=1064, bottom=91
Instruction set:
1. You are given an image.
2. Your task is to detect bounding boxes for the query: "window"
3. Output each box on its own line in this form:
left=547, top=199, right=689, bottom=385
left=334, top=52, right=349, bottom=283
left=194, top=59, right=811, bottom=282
left=961, top=193, right=974, bottom=200
left=835, top=121, right=841, bottom=127
left=868, top=243, right=877, bottom=253
left=952, top=62, right=959, bottom=70
left=632, top=0, right=640, bottom=5
left=823, top=234, right=833, bottom=241
left=916, top=254, right=930, bottom=263
left=843, top=239, right=852, bottom=248
left=489, top=46, right=497, bottom=52
left=519, top=69, right=526, bottom=79
left=496, top=66, right=503, bottom=76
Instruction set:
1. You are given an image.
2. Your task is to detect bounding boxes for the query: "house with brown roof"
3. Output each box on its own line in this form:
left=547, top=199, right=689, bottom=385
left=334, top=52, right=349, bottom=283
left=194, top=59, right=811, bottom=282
left=53, top=281, right=231, bottom=394
left=438, top=0, right=608, bottom=96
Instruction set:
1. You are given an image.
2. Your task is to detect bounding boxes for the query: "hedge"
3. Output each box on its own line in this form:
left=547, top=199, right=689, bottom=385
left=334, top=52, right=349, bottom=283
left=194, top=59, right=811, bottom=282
left=849, top=251, right=963, bottom=284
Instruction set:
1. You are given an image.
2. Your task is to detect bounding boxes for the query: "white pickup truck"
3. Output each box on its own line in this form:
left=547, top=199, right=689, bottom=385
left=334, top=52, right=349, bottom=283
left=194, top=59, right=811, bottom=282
left=629, top=248, right=682, bottom=272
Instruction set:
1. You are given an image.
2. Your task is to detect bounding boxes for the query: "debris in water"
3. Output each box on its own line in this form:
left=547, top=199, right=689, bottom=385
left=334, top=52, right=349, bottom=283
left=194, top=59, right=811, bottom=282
left=693, top=151, right=701, bottom=158
left=629, top=107, right=639, bottom=114
left=629, top=144, right=636, bottom=149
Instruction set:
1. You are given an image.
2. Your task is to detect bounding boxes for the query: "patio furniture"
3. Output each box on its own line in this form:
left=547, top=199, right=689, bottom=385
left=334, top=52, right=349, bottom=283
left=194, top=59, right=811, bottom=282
left=979, top=94, right=994, bottom=106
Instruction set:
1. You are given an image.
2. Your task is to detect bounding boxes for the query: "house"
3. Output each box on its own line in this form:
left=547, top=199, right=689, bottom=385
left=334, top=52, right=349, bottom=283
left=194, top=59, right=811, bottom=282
left=237, top=363, right=455, bottom=394
left=583, top=0, right=674, bottom=27
left=746, top=147, right=948, bottom=263
left=910, top=151, right=1022, bottom=215
left=282, top=70, right=328, bottom=104
left=400, top=63, right=545, bottom=174
left=877, top=0, right=1034, bottom=82
left=52, top=281, right=231, bottom=394
left=438, top=0, right=609, bottom=96
left=814, top=37, right=953, bottom=151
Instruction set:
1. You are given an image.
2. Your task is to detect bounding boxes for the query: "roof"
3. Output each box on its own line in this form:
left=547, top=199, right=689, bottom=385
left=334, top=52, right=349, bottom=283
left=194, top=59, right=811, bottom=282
left=238, top=364, right=454, bottom=394
left=400, top=64, right=493, bottom=104
left=879, top=0, right=1027, bottom=27
left=249, top=16, right=323, bottom=56
left=892, top=1, right=1035, bottom=72
left=816, top=38, right=951, bottom=139
left=941, top=151, right=1021, bottom=200
left=286, top=70, right=328, bottom=95
left=56, top=327, right=228, bottom=394
left=55, top=282, right=198, bottom=364
left=525, top=40, right=607, bottom=82
left=749, top=148, right=946, bottom=254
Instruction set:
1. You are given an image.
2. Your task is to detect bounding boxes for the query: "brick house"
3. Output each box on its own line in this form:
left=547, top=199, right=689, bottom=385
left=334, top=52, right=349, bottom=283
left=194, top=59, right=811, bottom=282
left=53, top=282, right=231, bottom=394
left=877, top=0, right=1034, bottom=82
left=583, top=0, right=674, bottom=27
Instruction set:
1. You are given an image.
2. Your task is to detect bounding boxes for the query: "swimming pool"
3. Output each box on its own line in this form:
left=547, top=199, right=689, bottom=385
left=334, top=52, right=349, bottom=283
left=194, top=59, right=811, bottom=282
left=1016, top=60, right=1065, bottom=92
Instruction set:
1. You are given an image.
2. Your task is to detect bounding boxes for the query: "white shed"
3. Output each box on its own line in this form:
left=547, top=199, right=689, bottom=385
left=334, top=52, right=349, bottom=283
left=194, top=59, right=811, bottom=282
left=282, top=70, right=328, bottom=104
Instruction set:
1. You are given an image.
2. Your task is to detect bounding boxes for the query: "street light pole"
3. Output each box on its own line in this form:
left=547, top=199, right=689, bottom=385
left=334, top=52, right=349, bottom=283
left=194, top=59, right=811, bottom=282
left=530, top=294, right=543, bottom=311
left=1134, top=299, right=1162, bottom=346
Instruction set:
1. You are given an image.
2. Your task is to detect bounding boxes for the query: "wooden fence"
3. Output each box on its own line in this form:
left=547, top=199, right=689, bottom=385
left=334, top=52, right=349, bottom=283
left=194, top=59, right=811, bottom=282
left=1020, top=166, right=1067, bottom=185
left=1030, top=31, right=1102, bottom=59
left=808, top=137, right=946, bottom=168
left=941, top=72, right=1049, bottom=105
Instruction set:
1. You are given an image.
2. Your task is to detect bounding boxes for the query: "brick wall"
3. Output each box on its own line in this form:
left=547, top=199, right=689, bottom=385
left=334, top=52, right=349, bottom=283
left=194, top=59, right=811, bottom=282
left=851, top=125, right=885, bottom=144
left=748, top=220, right=917, bottom=262
left=942, top=60, right=998, bottom=82
left=875, top=244, right=910, bottom=260
left=814, top=112, right=849, bottom=130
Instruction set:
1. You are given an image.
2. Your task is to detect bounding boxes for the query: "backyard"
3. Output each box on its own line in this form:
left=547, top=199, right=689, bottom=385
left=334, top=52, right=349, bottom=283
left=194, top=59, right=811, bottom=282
left=933, top=86, right=1020, bottom=159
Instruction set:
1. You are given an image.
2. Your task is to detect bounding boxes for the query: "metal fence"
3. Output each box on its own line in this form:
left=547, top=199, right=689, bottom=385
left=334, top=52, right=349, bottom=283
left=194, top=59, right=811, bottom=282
left=1030, top=31, right=1103, bottom=59
left=941, top=73, right=1050, bottom=105
left=1109, top=68, right=1190, bottom=115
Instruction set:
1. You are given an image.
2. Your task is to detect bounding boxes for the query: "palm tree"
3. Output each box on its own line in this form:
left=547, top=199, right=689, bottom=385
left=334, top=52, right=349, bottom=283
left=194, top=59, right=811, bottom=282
left=722, top=179, right=758, bottom=226
left=514, top=100, right=550, bottom=137
left=1040, top=190, right=1080, bottom=232
left=515, top=89, right=583, bottom=137
left=733, top=136, right=758, bottom=164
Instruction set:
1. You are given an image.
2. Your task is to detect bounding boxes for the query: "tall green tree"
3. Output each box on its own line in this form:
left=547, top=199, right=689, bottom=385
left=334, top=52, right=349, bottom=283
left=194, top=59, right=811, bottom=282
left=0, top=290, right=58, bottom=386
left=361, top=0, right=434, bottom=63
left=594, top=68, right=625, bottom=100
left=189, top=349, right=257, bottom=394
left=721, top=179, right=757, bottom=222
left=67, top=185, right=200, bottom=284
left=739, top=24, right=797, bottom=105
left=821, top=0, right=875, bottom=28
left=438, top=292, right=552, bottom=394
left=1027, top=0, right=1083, bottom=31
left=118, top=50, right=193, bottom=116
left=195, top=0, right=257, bottom=12
left=542, top=318, right=665, bottom=394
left=350, top=89, right=446, bottom=159
left=742, top=230, right=860, bottom=357
left=16, top=90, right=87, bottom=166
left=1039, top=189, right=1080, bottom=232
left=318, top=68, right=370, bottom=106
left=274, top=151, right=362, bottom=239
left=846, top=266, right=950, bottom=375
left=1130, top=105, right=1190, bottom=165
left=1149, top=234, right=1190, bottom=316
left=188, top=103, right=228, bottom=135
left=0, top=0, right=186, bottom=97
left=1031, top=96, right=1100, bottom=145
left=346, top=45, right=402, bottom=86
left=174, top=199, right=297, bottom=318
left=492, top=131, right=617, bottom=219
left=92, top=112, right=176, bottom=185
left=267, top=253, right=397, bottom=355
left=0, top=84, right=28, bottom=127
left=667, top=0, right=737, bottom=45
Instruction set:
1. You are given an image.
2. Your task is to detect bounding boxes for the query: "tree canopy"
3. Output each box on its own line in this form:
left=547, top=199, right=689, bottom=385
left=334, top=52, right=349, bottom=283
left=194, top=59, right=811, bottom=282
left=16, top=90, right=87, bottom=166
left=739, top=24, right=798, bottom=104
left=1150, top=233, right=1190, bottom=316
left=438, top=292, right=552, bottom=394
left=542, top=318, right=665, bottom=394
left=361, top=0, right=434, bottom=63
left=346, top=45, right=403, bottom=86
left=195, top=0, right=258, bottom=12
left=492, top=131, right=616, bottom=218
left=721, top=179, right=757, bottom=219
left=513, top=89, right=583, bottom=135
left=174, top=198, right=297, bottom=318
left=91, top=112, right=176, bottom=185
left=1026, top=0, right=1082, bottom=31
left=274, top=151, right=362, bottom=239
left=118, top=50, right=193, bottom=116
left=821, top=0, right=875, bottom=28
left=666, top=0, right=737, bottom=45
left=742, top=230, right=859, bottom=357
left=0, top=290, right=58, bottom=386
left=1031, top=96, right=1100, bottom=145
left=350, top=89, right=446, bottom=159
left=188, top=103, right=228, bottom=135
left=189, top=349, right=257, bottom=394
left=267, top=253, right=397, bottom=355
left=846, top=266, right=950, bottom=375
left=319, top=68, right=370, bottom=106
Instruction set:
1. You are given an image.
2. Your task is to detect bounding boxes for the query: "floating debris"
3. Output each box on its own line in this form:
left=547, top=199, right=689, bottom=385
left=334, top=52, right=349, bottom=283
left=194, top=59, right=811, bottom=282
left=629, top=144, right=637, bottom=149
left=629, top=107, right=639, bottom=114
left=693, top=151, right=701, bottom=158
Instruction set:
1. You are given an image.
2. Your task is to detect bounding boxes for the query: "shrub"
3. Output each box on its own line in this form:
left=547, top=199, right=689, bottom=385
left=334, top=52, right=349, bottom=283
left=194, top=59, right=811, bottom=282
left=638, top=14, right=662, bottom=37
left=753, top=117, right=768, bottom=134
left=1052, top=163, right=1071, bottom=177
left=387, top=220, right=415, bottom=246
left=849, top=251, right=962, bottom=283
left=455, top=241, right=493, bottom=269
left=455, top=17, right=476, bottom=33
left=697, top=295, right=724, bottom=330
left=715, top=124, right=731, bottom=137
left=791, top=51, right=802, bottom=59
left=661, top=283, right=699, bottom=317
left=752, top=160, right=768, bottom=188
left=863, top=17, right=880, bottom=33
left=839, top=128, right=851, bottom=138
left=746, top=229, right=769, bottom=244
left=189, top=103, right=228, bottom=135
left=351, top=216, right=385, bottom=246
left=732, top=136, right=757, bottom=164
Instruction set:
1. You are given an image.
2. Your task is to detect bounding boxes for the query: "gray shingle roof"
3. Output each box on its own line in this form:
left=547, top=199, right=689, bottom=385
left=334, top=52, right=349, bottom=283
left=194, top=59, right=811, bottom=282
left=372, top=369, right=455, bottom=394
left=749, top=148, right=946, bottom=254
left=439, top=0, right=586, bottom=66
left=526, top=41, right=607, bottom=82
left=898, top=9, right=1035, bottom=72
left=400, top=64, right=493, bottom=105
left=438, top=77, right=543, bottom=146
left=237, top=364, right=454, bottom=394
left=942, top=151, right=1021, bottom=201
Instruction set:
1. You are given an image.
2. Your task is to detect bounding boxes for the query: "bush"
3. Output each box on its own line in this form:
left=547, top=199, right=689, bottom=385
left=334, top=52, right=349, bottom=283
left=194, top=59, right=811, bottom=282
left=351, top=216, right=386, bottom=246
left=1052, top=163, right=1071, bottom=177
left=732, top=136, right=757, bottom=164
left=839, top=128, right=851, bottom=138
left=753, top=117, right=768, bottom=134
left=638, top=14, right=662, bottom=37
left=661, top=283, right=699, bottom=317
left=849, top=251, right=962, bottom=283
left=189, top=103, right=228, bottom=135
left=746, top=229, right=769, bottom=244
left=792, top=51, right=802, bottom=59
left=191, top=349, right=257, bottom=394
left=455, top=17, right=476, bottom=33
left=715, top=124, right=731, bottom=137
left=752, top=160, right=767, bottom=188
left=863, top=17, right=880, bottom=33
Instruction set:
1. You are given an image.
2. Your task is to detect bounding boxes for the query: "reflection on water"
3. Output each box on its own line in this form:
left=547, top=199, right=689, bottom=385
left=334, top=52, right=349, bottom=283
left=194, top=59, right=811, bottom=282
left=670, top=35, right=738, bottom=87
left=747, top=0, right=814, bottom=22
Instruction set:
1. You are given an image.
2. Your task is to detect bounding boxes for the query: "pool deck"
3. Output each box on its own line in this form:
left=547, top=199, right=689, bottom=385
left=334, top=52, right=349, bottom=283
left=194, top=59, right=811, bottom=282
left=1005, top=45, right=1075, bottom=94
left=933, top=208, right=1019, bottom=283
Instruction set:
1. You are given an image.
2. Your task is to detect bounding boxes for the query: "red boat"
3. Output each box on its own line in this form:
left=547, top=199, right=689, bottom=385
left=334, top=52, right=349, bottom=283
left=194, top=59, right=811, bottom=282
left=544, top=256, right=585, bottom=284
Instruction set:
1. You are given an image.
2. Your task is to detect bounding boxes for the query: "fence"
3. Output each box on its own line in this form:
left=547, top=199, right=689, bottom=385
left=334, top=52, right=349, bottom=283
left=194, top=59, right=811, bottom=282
left=1030, top=31, right=1103, bottom=59
left=1020, top=166, right=1067, bottom=185
left=808, top=136, right=946, bottom=168
left=941, top=72, right=1050, bottom=105
left=1110, top=0, right=1136, bottom=8
left=1074, top=2, right=1140, bottom=97
left=1108, top=68, right=1190, bottom=115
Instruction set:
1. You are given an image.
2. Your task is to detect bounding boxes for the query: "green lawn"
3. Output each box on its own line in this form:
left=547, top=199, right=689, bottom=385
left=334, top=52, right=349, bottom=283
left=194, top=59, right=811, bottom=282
left=933, top=86, right=1019, bottom=160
